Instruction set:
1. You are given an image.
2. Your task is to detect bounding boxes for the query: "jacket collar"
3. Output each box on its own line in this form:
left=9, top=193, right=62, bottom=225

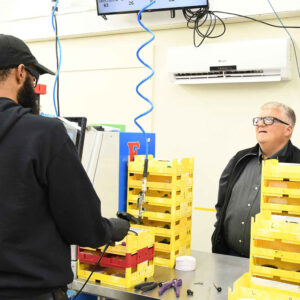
left=251, top=140, right=293, bottom=161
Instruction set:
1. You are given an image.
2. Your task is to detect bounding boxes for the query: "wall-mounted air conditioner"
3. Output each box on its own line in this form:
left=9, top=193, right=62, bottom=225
left=167, top=38, right=291, bottom=84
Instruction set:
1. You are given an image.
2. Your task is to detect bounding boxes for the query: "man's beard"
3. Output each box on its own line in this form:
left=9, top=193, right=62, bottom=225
left=17, top=76, right=40, bottom=115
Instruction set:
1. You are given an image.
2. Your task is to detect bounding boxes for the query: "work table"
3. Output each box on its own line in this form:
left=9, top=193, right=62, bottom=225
left=69, top=251, right=249, bottom=299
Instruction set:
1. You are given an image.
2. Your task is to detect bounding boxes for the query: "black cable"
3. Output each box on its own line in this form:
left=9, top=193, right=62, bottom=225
left=212, top=7, right=300, bottom=77
left=212, top=10, right=300, bottom=29
left=128, top=229, right=138, bottom=235
left=266, top=0, right=300, bottom=77
left=72, top=242, right=111, bottom=300
left=54, top=14, right=60, bottom=116
left=183, top=5, right=300, bottom=49
left=182, top=5, right=226, bottom=47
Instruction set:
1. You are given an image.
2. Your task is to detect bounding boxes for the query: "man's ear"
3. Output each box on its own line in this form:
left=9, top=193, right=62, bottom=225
left=15, top=64, right=26, bottom=86
left=285, top=124, right=294, bottom=138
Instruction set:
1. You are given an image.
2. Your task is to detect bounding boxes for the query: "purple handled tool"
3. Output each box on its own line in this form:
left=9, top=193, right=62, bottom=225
left=158, top=278, right=182, bottom=298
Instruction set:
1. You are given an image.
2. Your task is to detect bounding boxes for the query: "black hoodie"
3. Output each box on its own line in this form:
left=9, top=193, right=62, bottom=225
left=0, top=98, right=112, bottom=297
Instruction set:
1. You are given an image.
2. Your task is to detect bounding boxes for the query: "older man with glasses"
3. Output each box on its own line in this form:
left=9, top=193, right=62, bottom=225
left=212, top=101, right=300, bottom=258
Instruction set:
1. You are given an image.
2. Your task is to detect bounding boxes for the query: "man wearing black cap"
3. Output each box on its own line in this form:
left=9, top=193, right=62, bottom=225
left=0, top=34, right=130, bottom=299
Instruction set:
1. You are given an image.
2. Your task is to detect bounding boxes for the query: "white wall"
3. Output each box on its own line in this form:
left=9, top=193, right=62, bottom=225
left=1, top=0, right=300, bottom=40
left=2, top=1, right=300, bottom=252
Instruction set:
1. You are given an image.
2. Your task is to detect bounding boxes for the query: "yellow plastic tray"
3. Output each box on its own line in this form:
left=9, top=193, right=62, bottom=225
left=128, top=155, right=194, bottom=176
left=261, top=160, right=300, bottom=216
left=77, top=260, right=154, bottom=288
left=154, top=245, right=191, bottom=268
left=252, top=212, right=300, bottom=245
left=81, top=228, right=154, bottom=256
left=262, top=159, right=300, bottom=182
left=127, top=204, right=192, bottom=222
left=229, top=272, right=300, bottom=299
left=130, top=216, right=192, bottom=238
left=249, top=258, right=300, bottom=284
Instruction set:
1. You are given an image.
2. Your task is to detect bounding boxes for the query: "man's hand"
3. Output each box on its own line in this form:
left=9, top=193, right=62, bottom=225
left=108, top=218, right=130, bottom=242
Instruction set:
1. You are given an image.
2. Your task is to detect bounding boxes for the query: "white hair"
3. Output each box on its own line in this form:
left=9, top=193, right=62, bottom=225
left=260, top=101, right=296, bottom=126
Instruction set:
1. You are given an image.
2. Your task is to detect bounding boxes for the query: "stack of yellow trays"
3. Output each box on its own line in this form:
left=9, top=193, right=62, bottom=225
left=261, top=159, right=300, bottom=217
left=77, top=228, right=155, bottom=288
left=229, top=273, right=300, bottom=300
left=127, top=155, right=194, bottom=268
left=250, top=211, right=300, bottom=285
left=229, top=160, right=300, bottom=299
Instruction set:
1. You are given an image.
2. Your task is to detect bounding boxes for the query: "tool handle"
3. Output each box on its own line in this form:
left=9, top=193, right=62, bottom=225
left=117, top=211, right=139, bottom=224
left=141, top=282, right=158, bottom=292
left=158, top=281, right=173, bottom=296
left=134, top=281, right=156, bottom=290
left=174, top=279, right=182, bottom=297
left=134, top=282, right=147, bottom=290
left=175, top=279, right=182, bottom=287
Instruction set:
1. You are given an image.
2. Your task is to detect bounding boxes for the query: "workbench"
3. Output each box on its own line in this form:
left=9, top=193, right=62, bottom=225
left=69, top=251, right=249, bottom=300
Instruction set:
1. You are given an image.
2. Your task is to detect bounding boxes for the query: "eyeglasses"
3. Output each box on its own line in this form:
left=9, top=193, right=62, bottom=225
left=25, top=66, right=39, bottom=88
left=253, top=116, right=290, bottom=126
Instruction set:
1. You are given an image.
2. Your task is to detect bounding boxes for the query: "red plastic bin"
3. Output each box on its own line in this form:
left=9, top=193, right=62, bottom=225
left=78, top=246, right=154, bottom=270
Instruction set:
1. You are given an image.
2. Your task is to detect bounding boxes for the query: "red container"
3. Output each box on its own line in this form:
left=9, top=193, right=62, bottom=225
left=78, top=246, right=154, bottom=270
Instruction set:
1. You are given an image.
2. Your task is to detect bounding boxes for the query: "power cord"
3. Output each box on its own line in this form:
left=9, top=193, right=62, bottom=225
left=183, top=5, right=226, bottom=47
left=183, top=3, right=300, bottom=77
left=134, top=0, right=156, bottom=222
left=51, top=0, right=62, bottom=116
left=212, top=8, right=300, bottom=78
left=211, top=10, right=300, bottom=29
left=183, top=5, right=300, bottom=48
left=128, top=229, right=138, bottom=236
left=71, top=242, right=110, bottom=300
left=266, top=0, right=300, bottom=78
left=135, top=1, right=155, bottom=160
left=53, top=14, right=60, bottom=116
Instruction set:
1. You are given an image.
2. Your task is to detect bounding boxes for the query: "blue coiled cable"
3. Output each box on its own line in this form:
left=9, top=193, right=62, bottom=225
left=134, top=0, right=156, bottom=159
left=51, top=0, right=62, bottom=116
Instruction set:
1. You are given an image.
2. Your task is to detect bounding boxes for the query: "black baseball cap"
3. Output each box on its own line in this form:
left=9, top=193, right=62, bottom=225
left=0, top=34, right=55, bottom=75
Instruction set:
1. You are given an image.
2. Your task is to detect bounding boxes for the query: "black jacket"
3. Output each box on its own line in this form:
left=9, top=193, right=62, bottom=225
left=0, top=98, right=113, bottom=297
left=211, top=140, right=300, bottom=256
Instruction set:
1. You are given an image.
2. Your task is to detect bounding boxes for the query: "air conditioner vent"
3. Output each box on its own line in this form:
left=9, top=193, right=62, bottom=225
left=225, top=70, right=263, bottom=74
left=174, top=69, right=279, bottom=81
left=168, top=39, right=291, bottom=84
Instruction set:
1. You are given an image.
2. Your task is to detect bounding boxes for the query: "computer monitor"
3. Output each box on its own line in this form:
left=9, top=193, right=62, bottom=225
left=63, top=117, right=87, bottom=161
left=96, top=0, right=208, bottom=16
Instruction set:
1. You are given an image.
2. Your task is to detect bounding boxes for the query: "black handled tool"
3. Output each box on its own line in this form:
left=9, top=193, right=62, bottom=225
left=213, top=282, right=222, bottom=292
left=117, top=211, right=139, bottom=224
left=134, top=281, right=158, bottom=293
